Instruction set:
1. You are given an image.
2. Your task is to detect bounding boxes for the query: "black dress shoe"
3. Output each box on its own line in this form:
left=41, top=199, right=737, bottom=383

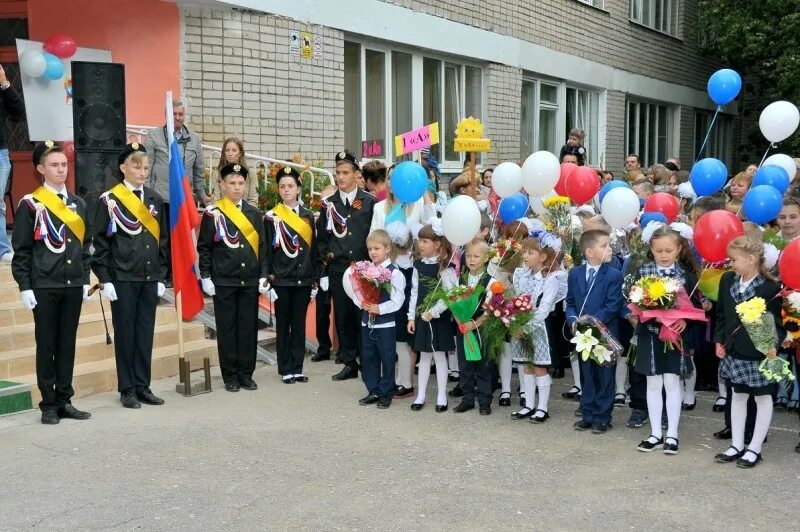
left=453, top=402, right=474, bottom=413
left=736, top=449, right=762, bottom=468
left=663, top=437, right=679, bottom=454
left=435, top=404, right=448, bottom=413
left=479, top=405, right=492, bottom=415
left=714, top=446, right=744, bottom=463
left=574, top=420, right=592, bottom=431
left=311, top=353, right=330, bottom=362
left=239, top=378, right=258, bottom=391
left=530, top=409, right=550, bottom=423
left=498, top=392, right=511, bottom=407
left=410, top=402, right=424, bottom=411
left=712, top=397, right=727, bottom=412
left=395, top=385, right=415, bottom=398
left=359, top=393, right=380, bottom=405
left=136, top=388, right=165, bottom=405
left=293, top=375, right=309, bottom=383
left=713, top=426, right=732, bottom=439
left=376, top=396, right=392, bottom=409
left=331, top=366, right=358, bottom=381
left=591, top=423, right=611, bottom=434
left=41, top=410, right=60, bottom=425
left=449, top=385, right=463, bottom=397
left=681, top=401, right=696, bottom=411
left=282, top=376, right=295, bottom=384
left=562, top=386, right=581, bottom=400
left=637, top=435, right=664, bottom=452
left=511, top=407, right=534, bottom=420
left=121, top=392, right=142, bottom=408
left=58, top=404, right=91, bottom=420
left=225, top=381, right=241, bottom=392
left=448, top=372, right=460, bottom=382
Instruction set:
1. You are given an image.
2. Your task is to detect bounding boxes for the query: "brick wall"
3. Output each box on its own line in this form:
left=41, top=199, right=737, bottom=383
left=677, top=105, right=696, bottom=167
left=484, top=64, right=522, bottom=166
left=181, top=8, right=345, bottom=168
left=605, top=90, right=627, bottom=173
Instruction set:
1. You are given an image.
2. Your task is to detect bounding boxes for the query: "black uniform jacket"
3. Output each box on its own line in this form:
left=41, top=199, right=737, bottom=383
left=264, top=204, right=318, bottom=287
left=315, top=188, right=375, bottom=275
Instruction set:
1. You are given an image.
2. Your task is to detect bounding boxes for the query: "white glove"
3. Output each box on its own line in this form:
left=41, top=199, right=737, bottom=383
left=310, top=287, right=318, bottom=300
left=101, top=283, right=118, bottom=301
left=157, top=282, right=166, bottom=297
left=20, top=290, right=37, bottom=310
left=269, top=288, right=279, bottom=301
left=201, top=278, right=215, bottom=297
left=258, top=278, right=270, bottom=295
left=82, top=284, right=91, bottom=302
left=319, top=276, right=329, bottom=292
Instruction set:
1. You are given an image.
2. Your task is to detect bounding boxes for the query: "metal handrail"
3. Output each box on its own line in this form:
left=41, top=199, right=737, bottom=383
left=126, top=125, right=334, bottom=196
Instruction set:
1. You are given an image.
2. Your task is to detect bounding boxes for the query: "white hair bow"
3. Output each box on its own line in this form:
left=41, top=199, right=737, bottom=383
left=677, top=182, right=697, bottom=201
left=385, top=220, right=411, bottom=247
left=430, top=217, right=445, bottom=237
left=642, top=221, right=694, bottom=243
left=764, top=243, right=780, bottom=270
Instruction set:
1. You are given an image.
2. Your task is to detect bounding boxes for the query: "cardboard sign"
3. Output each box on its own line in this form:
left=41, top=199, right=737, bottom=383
left=394, top=122, right=440, bottom=156
left=454, top=138, right=492, bottom=152
left=453, top=116, right=491, bottom=153
left=361, top=139, right=384, bottom=159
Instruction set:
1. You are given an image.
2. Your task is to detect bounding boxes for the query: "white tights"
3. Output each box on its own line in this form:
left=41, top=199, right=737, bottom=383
left=395, top=342, right=414, bottom=389
left=682, top=369, right=696, bottom=405
left=615, top=358, right=628, bottom=396
left=731, top=392, right=773, bottom=456
left=414, top=351, right=448, bottom=406
left=570, top=356, right=581, bottom=390
left=499, top=343, right=513, bottom=395
left=646, top=373, right=682, bottom=440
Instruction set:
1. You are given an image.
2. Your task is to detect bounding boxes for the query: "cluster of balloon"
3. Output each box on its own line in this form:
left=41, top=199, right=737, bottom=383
left=19, top=35, right=77, bottom=81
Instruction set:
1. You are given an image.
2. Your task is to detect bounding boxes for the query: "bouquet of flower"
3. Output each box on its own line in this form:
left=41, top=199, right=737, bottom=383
left=541, top=196, right=575, bottom=268
left=570, top=316, right=623, bottom=367
left=420, top=284, right=486, bottom=361
left=621, top=228, right=650, bottom=296
left=628, top=276, right=707, bottom=351
left=480, top=281, right=534, bottom=360
left=735, top=297, right=778, bottom=355
left=782, top=291, right=800, bottom=348
left=486, top=238, right=522, bottom=279
left=349, top=260, right=393, bottom=325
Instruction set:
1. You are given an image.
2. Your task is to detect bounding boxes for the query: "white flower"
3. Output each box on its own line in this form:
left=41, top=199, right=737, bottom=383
left=629, top=285, right=644, bottom=304
left=593, top=345, right=613, bottom=364
left=570, top=328, right=598, bottom=360
left=662, top=278, right=681, bottom=295
left=788, top=292, right=800, bottom=313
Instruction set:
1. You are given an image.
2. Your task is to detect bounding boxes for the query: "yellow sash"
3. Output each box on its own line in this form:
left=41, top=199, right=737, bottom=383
left=216, top=197, right=259, bottom=257
left=111, top=183, right=160, bottom=243
left=273, top=203, right=312, bottom=247
left=31, top=187, right=86, bottom=244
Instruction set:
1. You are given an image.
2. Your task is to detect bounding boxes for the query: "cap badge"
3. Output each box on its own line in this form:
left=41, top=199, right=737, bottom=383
left=131, top=141, right=140, bottom=150
left=44, top=140, right=54, bottom=148
left=233, top=164, right=241, bottom=172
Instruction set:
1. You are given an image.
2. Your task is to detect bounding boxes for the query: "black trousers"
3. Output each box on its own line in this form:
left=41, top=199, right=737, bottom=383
left=111, top=281, right=158, bottom=394
left=329, top=270, right=360, bottom=369
left=456, top=336, right=494, bottom=408
left=274, top=285, right=311, bottom=376
left=213, top=284, right=258, bottom=383
left=315, top=286, right=332, bottom=357
left=32, top=287, right=83, bottom=411
left=163, top=202, right=172, bottom=282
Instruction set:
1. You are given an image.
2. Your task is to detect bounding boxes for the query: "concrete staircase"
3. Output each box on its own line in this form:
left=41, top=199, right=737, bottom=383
left=0, top=263, right=220, bottom=407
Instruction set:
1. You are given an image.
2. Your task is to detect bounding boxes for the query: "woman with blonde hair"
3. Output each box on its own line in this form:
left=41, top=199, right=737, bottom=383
left=209, top=137, right=259, bottom=206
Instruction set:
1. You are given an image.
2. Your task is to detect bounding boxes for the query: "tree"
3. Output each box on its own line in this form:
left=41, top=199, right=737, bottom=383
left=697, top=0, right=800, bottom=162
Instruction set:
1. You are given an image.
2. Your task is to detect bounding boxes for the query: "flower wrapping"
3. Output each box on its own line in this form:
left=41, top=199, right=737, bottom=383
left=541, top=196, right=575, bottom=269
left=782, top=291, right=800, bottom=352
left=349, top=260, right=393, bottom=324
left=441, top=285, right=486, bottom=361
left=759, top=357, right=796, bottom=385
left=628, top=285, right=708, bottom=352
left=735, top=297, right=777, bottom=355
left=570, top=315, right=623, bottom=367
left=486, top=239, right=523, bottom=278
left=481, top=281, right=534, bottom=360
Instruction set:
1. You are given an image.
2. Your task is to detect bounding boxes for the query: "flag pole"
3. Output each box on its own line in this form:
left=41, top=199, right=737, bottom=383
left=176, top=290, right=185, bottom=360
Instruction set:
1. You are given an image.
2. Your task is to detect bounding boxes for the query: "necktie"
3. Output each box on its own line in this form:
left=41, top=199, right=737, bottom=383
left=586, top=268, right=596, bottom=285
left=58, top=193, right=66, bottom=204
left=345, top=197, right=351, bottom=210
left=134, top=190, right=142, bottom=201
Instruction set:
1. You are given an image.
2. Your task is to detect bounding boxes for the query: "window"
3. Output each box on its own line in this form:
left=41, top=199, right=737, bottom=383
left=576, top=0, right=605, bottom=8
left=566, top=87, right=600, bottom=165
left=695, top=111, right=732, bottom=168
left=344, top=40, right=483, bottom=167
left=630, top=0, right=679, bottom=37
left=626, top=100, right=672, bottom=168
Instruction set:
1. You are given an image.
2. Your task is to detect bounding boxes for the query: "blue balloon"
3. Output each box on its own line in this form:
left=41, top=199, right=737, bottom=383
left=690, top=158, right=728, bottom=197
left=498, top=193, right=529, bottom=222
left=752, top=165, right=790, bottom=194
left=390, top=161, right=428, bottom=204
left=639, top=211, right=667, bottom=228
left=707, top=69, right=742, bottom=106
left=42, top=52, right=64, bottom=81
left=599, top=180, right=631, bottom=204
left=743, top=185, right=783, bottom=224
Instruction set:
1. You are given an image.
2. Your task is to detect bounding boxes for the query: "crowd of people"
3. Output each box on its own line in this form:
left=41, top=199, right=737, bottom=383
left=8, top=103, right=800, bottom=470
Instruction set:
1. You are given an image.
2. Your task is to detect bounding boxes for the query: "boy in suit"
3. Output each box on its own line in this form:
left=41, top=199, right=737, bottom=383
left=565, top=229, right=624, bottom=434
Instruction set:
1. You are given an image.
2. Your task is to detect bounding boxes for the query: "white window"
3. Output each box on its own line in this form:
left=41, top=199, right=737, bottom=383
left=626, top=99, right=673, bottom=168
left=566, top=87, right=600, bottom=165
left=695, top=111, right=733, bottom=169
left=630, top=0, right=679, bottom=37
left=577, top=0, right=605, bottom=8
left=344, top=40, right=483, bottom=169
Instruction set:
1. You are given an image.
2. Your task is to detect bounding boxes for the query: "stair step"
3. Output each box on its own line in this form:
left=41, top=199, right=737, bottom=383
left=0, top=380, right=34, bottom=416
left=0, top=265, right=12, bottom=283
left=0, top=322, right=207, bottom=380
left=20, top=339, right=219, bottom=403
left=0, top=298, right=123, bottom=327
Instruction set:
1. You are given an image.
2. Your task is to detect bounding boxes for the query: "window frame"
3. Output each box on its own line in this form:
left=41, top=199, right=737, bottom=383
left=625, top=98, right=675, bottom=169
left=629, top=0, right=680, bottom=38
left=694, top=110, right=733, bottom=169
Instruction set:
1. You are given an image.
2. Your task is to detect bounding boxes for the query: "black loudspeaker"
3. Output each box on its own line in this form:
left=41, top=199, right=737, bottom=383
left=74, top=151, right=120, bottom=199
left=71, top=62, right=126, bottom=153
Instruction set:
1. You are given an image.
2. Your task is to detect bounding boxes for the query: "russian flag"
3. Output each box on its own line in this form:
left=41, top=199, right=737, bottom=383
left=166, top=93, right=204, bottom=320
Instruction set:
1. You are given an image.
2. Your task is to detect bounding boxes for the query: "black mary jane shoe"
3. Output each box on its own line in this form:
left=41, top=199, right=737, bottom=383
left=712, top=397, right=727, bottom=413
left=511, top=407, right=534, bottom=420
left=282, top=376, right=296, bottom=384
left=448, top=371, right=460, bottom=383
left=435, top=403, right=448, bottom=413
left=713, top=426, right=732, bottom=439
left=663, top=437, right=680, bottom=455
left=637, top=435, right=664, bottom=452
left=410, top=402, right=425, bottom=411
left=714, top=446, right=744, bottom=463
left=498, top=392, right=511, bottom=407
left=562, top=386, right=581, bottom=400
left=530, top=409, right=550, bottom=423
left=614, top=393, right=626, bottom=406
left=736, top=449, right=762, bottom=468
left=395, top=385, right=415, bottom=398
left=293, top=375, right=309, bottom=383
left=681, top=401, right=696, bottom=411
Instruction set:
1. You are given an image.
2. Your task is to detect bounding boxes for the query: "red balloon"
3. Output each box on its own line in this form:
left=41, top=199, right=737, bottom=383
left=779, top=240, right=800, bottom=289
left=643, top=192, right=680, bottom=223
left=555, top=163, right=577, bottom=196
left=565, top=166, right=600, bottom=205
left=61, top=141, right=75, bottom=160
left=694, top=210, right=745, bottom=263
left=43, top=34, right=77, bottom=59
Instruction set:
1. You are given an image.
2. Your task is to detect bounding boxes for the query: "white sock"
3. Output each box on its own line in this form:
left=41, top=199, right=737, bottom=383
left=396, top=342, right=413, bottom=389
left=663, top=373, right=682, bottom=440
left=414, top=352, right=433, bottom=404
left=433, top=351, right=448, bottom=406
left=615, top=359, right=628, bottom=396
left=747, top=395, right=773, bottom=454
left=718, top=374, right=727, bottom=399
left=683, top=364, right=696, bottom=405
left=646, top=375, right=664, bottom=439
left=730, top=391, right=748, bottom=453
left=570, top=356, right=581, bottom=390
left=521, top=371, right=535, bottom=409
left=536, top=375, right=552, bottom=412
left=448, top=351, right=459, bottom=374
left=500, top=344, right=513, bottom=394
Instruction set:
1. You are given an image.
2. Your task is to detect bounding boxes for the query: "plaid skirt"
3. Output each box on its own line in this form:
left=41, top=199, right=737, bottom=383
left=719, top=356, right=771, bottom=389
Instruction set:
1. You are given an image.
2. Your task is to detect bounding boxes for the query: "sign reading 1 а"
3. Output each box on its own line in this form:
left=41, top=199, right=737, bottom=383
left=394, top=122, right=440, bottom=156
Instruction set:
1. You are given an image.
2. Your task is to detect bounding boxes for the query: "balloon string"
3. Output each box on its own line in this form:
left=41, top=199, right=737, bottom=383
left=757, top=143, right=776, bottom=168
left=694, top=106, right=721, bottom=164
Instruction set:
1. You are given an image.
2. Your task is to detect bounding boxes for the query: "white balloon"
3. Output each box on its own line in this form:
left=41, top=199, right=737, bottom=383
left=759, top=101, right=800, bottom=143
left=442, top=195, right=481, bottom=247
left=521, top=151, right=560, bottom=196
left=530, top=190, right=557, bottom=215
left=601, top=187, right=640, bottom=229
left=763, top=153, right=796, bottom=180
left=19, top=49, right=46, bottom=78
left=491, top=161, right=523, bottom=198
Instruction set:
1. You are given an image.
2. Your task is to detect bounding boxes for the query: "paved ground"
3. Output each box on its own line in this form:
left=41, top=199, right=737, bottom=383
left=2, top=360, right=799, bottom=531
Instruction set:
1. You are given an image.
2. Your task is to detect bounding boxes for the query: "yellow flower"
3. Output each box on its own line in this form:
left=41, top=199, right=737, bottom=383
left=647, top=280, right=667, bottom=301
left=541, top=196, right=571, bottom=209
left=736, top=297, right=767, bottom=324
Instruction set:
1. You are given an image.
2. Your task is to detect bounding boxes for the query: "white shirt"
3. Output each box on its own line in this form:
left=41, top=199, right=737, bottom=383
left=738, top=274, right=757, bottom=294
left=282, top=202, right=300, bottom=215
left=346, top=259, right=406, bottom=328
left=394, top=251, right=414, bottom=270
left=369, top=197, right=435, bottom=234
left=43, top=182, right=68, bottom=202
left=407, top=257, right=458, bottom=320
left=585, top=264, right=600, bottom=282
left=339, top=188, right=358, bottom=206
left=123, top=179, right=145, bottom=196
left=657, top=263, right=676, bottom=274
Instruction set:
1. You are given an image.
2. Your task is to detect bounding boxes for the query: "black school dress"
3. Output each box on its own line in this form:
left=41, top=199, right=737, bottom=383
left=411, top=260, right=456, bottom=353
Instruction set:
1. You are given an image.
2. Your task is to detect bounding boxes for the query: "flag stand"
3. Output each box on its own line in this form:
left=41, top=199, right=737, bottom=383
left=175, top=291, right=213, bottom=396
